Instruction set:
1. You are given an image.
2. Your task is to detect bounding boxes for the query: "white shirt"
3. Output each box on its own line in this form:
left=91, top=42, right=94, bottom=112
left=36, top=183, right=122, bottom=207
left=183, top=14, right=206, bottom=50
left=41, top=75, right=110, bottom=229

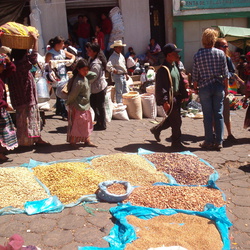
left=127, top=56, right=136, bottom=68
left=106, top=51, right=127, bottom=74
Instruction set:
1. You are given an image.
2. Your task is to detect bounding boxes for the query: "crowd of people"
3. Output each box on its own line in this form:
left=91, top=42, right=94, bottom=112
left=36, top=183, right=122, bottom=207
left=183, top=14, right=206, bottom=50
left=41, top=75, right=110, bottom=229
left=0, top=24, right=249, bottom=162
left=151, top=28, right=249, bottom=150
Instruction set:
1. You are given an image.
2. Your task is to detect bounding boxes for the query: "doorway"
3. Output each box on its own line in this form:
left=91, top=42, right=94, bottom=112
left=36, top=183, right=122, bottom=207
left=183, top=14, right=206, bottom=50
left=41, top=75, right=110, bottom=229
left=149, top=0, right=165, bottom=48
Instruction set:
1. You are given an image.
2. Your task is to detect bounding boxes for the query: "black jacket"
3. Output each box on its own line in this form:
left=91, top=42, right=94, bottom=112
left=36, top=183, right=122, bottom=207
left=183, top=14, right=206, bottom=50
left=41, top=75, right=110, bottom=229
left=155, top=61, right=188, bottom=106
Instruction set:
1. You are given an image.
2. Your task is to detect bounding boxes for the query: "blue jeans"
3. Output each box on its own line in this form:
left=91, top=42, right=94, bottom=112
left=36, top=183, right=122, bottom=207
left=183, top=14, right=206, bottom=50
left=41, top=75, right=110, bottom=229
left=112, top=74, right=128, bottom=103
left=78, top=37, right=89, bottom=58
left=199, top=83, right=225, bottom=144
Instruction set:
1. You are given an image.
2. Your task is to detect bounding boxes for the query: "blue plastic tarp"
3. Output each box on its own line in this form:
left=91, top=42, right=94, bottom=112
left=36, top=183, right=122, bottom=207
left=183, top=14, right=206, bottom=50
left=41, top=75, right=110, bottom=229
left=78, top=203, right=232, bottom=250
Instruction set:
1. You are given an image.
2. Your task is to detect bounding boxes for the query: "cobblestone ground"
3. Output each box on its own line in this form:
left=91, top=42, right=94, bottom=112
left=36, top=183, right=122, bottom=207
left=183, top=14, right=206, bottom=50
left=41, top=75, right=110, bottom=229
left=0, top=102, right=249, bottom=249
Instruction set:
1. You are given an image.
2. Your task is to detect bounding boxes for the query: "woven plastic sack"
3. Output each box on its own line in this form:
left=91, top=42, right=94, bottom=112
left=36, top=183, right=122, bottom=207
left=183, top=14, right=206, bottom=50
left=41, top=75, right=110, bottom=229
left=157, top=105, right=167, bottom=117
left=96, top=180, right=134, bottom=203
left=105, top=86, right=113, bottom=122
left=146, top=84, right=155, bottom=94
left=141, top=93, right=157, bottom=119
left=112, top=103, right=129, bottom=120
left=122, top=91, right=142, bottom=119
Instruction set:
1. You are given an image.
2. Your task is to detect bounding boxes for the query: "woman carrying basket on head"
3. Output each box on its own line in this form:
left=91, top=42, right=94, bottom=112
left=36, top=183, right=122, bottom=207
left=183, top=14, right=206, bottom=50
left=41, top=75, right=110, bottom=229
left=8, top=32, right=50, bottom=147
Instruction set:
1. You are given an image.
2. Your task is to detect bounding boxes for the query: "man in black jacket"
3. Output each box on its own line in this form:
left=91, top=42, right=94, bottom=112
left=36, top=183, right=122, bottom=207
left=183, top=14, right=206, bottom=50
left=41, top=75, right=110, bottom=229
left=150, top=43, right=188, bottom=149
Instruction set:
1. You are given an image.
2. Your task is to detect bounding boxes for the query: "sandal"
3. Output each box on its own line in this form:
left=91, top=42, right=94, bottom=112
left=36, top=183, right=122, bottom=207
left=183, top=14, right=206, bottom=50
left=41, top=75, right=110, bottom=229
left=199, top=141, right=214, bottom=150
left=84, top=142, right=98, bottom=148
left=35, top=139, right=51, bottom=146
left=0, top=154, right=13, bottom=163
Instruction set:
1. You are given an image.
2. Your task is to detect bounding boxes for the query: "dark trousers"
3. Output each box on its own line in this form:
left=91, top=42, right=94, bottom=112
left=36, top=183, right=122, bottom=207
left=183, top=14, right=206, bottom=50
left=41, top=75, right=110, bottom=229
left=90, top=88, right=107, bottom=129
left=153, top=101, right=182, bottom=143
left=53, top=87, right=68, bottom=119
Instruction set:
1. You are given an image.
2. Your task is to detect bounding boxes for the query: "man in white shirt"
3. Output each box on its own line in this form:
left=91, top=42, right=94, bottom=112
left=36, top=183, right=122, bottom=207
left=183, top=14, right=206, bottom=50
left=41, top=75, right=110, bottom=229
left=106, top=40, right=128, bottom=103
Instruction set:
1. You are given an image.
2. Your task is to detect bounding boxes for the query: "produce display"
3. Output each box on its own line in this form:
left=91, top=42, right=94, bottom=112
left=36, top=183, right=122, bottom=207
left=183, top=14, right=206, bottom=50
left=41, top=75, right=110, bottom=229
left=123, top=185, right=226, bottom=211
left=125, top=214, right=223, bottom=250
left=143, top=152, right=214, bottom=185
left=0, top=167, right=49, bottom=209
left=33, top=162, right=106, bottom=204
left=0, top=22, right=39, bottom=36
left=0, top=151, right=231, bottom=249
left=90, top=153, right=169, bottom=186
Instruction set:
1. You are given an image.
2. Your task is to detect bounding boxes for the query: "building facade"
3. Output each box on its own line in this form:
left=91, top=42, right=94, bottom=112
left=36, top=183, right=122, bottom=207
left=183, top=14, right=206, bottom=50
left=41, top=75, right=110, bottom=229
left=29, top=0, right=250, bottom=71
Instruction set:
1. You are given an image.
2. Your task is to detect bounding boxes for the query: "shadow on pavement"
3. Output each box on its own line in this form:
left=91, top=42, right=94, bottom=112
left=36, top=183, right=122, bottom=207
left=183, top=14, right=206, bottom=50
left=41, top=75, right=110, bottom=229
left=239, top=163, right=250, bottom=173
left=48, top=126, right=67, bottom=134
left=114, top=142, right=200, bottom=154
left=223, top=137, right=250, bottom=148
left=33, top=143, right=77, bottom=153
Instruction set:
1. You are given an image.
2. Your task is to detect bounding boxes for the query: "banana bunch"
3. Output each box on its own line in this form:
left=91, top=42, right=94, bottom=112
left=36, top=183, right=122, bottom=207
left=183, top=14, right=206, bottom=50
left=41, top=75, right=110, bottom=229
left=0, top=22, right=39, bottom=37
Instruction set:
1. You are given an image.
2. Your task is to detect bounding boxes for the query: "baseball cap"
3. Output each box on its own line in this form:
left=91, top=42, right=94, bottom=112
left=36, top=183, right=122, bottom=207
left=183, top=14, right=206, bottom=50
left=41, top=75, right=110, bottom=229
left=162, top=43, right=182, bottom=56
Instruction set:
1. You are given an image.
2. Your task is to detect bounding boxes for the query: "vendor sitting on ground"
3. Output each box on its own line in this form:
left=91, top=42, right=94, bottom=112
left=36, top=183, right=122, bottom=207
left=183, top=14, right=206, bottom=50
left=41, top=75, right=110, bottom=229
left=146, top=38, right=161, bottom=65
left=127, top=52, right=138, bottom=75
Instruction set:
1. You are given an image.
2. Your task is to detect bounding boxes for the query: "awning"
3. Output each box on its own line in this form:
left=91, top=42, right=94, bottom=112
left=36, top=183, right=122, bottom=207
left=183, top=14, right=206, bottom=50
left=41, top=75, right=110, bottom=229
left=66, top=0, right=118, bottom=9
left=215, top=25, right=250, bottom=49
left=0, top=0, right=27, bottom=26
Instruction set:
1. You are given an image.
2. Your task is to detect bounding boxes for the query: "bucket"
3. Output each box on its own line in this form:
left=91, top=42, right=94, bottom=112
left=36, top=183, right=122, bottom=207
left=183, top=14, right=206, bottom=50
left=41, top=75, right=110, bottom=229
left=122, top=91, right=142, bottom=119
left=36, top=77, right=50, bottom=103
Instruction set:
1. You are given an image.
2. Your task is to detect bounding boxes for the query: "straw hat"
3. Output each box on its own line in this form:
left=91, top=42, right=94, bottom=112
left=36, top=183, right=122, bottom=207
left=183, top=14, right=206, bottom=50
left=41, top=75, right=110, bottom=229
left=110, top=40, right=126, bottom=48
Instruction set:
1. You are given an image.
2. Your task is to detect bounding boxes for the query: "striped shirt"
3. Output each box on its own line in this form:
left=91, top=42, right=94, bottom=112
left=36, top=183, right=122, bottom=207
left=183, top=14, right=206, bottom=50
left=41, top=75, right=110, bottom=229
left=192, top=47, right=228, bottom=88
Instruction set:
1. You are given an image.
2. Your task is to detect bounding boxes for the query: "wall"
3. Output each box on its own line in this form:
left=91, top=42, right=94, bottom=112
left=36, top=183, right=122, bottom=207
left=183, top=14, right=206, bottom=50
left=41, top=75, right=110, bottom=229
left=119, top=0, right=150, bottom=56
left=183, top=18, right=248, bottom=73
left=30, top=0, right=68, bottom=55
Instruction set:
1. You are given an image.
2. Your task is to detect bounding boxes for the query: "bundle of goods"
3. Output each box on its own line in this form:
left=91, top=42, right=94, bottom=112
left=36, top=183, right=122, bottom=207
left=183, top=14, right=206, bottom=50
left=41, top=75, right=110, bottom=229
left=0, top=22, right=39, bottom=49
left=109, top=7, right=125, bottom=42
left=97, top=180, right=134, bottom=202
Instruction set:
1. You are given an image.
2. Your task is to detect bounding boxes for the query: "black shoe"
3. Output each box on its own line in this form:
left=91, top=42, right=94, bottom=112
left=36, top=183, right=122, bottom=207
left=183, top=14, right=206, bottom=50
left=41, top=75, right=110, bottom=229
left=226, top=134, right=238, bottom=143
left=150, top=127, right=161, bottom=142
left=94, top=124, right=106, bottom=131
left=171, top=142, right=186, bottom=150
left=0, top=157, right=13, bottom=163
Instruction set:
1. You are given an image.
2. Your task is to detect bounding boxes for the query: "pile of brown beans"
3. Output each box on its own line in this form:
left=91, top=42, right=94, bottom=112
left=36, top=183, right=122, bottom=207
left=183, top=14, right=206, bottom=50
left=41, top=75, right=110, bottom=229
left=107, top=183, right=127, bottom=195
left=123, top=185, right=226, bottom=211
left=143, top=153, right=214, bottom=185
left=125, top=213, right=223, bottom=250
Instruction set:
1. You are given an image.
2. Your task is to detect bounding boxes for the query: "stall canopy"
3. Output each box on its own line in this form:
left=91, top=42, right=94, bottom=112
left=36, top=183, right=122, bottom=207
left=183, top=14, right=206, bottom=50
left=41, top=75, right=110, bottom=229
left=0, top=0, right=27, bottom=26
left=215, top=25, right=250, bottom=49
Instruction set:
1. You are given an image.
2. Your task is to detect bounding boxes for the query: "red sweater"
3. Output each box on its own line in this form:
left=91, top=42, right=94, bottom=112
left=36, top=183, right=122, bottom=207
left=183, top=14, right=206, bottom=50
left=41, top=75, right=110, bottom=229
left=77, top=22, right=90, bottom=38
left=0, top=62, right=16, bottom=108
left=101, top=18, right=112, bottom=35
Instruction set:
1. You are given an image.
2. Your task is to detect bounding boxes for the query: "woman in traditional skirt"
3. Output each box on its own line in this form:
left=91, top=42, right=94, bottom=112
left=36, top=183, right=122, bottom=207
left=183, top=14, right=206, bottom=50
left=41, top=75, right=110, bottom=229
left=66, top=58, right=97, bottom=148
left=0, top=54, right=18, bottom=162
left=8, top=32, right=49, bottom=147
